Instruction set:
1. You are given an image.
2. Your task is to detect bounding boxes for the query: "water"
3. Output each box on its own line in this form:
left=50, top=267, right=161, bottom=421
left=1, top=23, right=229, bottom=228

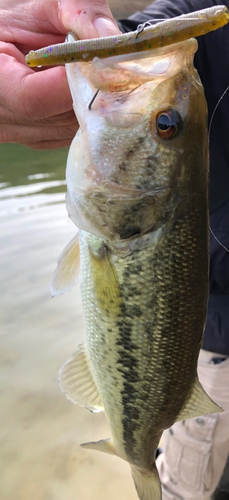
left=0, top=2, right=152, bottom=498
left=0, top=141, right=136, bottom=500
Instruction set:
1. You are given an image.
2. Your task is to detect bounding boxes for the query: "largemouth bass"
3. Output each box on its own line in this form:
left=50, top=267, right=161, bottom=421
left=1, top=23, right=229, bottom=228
left=52, top=38, right=221, bottom=500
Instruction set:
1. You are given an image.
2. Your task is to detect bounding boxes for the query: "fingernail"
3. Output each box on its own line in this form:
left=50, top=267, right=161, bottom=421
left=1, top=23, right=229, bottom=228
left=93, top=17, right=120, bottom=36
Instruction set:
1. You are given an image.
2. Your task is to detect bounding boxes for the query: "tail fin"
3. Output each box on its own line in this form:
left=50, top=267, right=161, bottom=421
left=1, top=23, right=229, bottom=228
left=131, top=465, right=161, bottom=500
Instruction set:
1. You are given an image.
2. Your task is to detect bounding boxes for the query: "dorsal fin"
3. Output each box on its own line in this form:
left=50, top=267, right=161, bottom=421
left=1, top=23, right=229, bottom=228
left=81, top=438, right=115, bottom=455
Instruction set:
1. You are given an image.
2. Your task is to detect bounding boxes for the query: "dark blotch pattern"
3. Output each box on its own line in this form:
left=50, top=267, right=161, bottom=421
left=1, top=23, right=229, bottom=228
left=116, top=302, right=141, bottom=457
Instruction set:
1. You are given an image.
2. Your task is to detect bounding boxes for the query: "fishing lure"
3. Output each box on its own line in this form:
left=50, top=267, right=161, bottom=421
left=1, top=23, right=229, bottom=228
left=26, top=5, right=229, bottom=67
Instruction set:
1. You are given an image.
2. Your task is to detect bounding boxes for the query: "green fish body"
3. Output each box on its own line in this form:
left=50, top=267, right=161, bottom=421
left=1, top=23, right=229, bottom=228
left=52, top=39, right=221, bottom=500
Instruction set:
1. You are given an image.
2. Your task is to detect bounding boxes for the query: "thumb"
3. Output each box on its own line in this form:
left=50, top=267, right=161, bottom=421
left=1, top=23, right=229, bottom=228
left=60, top=0, right=120, bottom=38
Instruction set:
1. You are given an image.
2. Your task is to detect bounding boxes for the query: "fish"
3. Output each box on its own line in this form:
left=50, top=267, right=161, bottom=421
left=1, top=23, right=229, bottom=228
left=51, top=38, right=222, bottom=500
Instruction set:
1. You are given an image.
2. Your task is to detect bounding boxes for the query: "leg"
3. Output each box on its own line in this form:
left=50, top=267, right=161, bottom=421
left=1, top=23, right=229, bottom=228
left=156, top=350, right=229, bottom=500
left=212, top=453, right=229, bottom=499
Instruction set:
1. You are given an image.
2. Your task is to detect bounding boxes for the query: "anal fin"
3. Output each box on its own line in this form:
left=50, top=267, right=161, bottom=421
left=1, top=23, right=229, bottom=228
left=177, top=377, right=222, bottom=422
left=81, top=438, right=115, bottom=455
left=59, top=343, right=104, bottom=413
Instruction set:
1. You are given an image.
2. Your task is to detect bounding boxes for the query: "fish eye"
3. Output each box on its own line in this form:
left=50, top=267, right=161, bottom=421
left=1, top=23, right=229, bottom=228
left=155, top=110, right=182, bottom=139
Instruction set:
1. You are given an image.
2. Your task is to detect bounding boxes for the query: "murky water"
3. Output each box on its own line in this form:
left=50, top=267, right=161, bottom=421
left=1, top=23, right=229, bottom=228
left=1, top=136, right=136, bottom=500
left=0, top=2, right=151, bottom=500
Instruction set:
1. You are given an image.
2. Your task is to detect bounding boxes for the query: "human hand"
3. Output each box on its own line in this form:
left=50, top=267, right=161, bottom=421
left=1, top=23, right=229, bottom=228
left=0, top=0, right=119, bottom=149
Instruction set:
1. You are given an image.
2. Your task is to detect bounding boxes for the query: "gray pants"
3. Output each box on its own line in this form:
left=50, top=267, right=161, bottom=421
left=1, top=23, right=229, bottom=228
left=156, top=349, right=229, bottom=500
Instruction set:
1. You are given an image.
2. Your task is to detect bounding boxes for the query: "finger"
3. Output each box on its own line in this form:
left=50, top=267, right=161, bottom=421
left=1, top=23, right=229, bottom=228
left=0, top=3, right=66, bottom=48
left=25, top=140, right=72, bottom=150
left=0, top=45, right=73, bottom=121
left=0, top=121, right=78, bottom=148
left=60, top=0, right=120, bottom=38
left=0, top=43, right=79, bottom=149
left=0, top=104, right=77, bottom=127
left=16, top=35, right=66, bottom=55
left=37, top=110, right=77, bottom=127
left=0, top=41, right=26, bottom=64
left=22, top=66, right=73, bottom=120
left=0, top=0, right=119, bottom=54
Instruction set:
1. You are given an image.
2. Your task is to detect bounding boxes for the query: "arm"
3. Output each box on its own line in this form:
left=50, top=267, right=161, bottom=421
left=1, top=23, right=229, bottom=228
left=0, top=0, right=119, bottom=150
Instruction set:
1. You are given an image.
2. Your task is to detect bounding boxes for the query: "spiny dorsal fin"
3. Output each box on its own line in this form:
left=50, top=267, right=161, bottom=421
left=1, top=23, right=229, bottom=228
left=89, top=243, right=122, bottom=316
left=177, top=377, right=222, bottom=422
left=81, top=438, right=116, bottom=455
left=59, top=343, right=104, bottom=413
left=50, top=234, right=80, bottom=296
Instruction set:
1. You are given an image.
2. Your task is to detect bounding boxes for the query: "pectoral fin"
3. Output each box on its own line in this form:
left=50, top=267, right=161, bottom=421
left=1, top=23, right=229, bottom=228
left=50, top=234, right=80, bottom=296
left=177, top=377, right=222, bottom=422
left=59, top=343, right=103, bottom=413
left=81, top=438, right=116, bottom=455
left=89, top=243, right=122, bottom=316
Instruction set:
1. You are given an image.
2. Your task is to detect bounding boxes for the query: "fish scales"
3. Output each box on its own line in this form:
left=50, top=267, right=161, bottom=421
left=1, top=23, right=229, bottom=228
left=53, top=37, right=222, bottom=500
left=79, top=194, right=208, bottom=467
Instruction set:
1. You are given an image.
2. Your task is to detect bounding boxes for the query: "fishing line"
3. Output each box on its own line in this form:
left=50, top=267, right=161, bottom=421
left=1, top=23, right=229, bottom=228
left=136, top=19, right=170, bottom=37
left=208, top=84, right=229, bottom=253
left=136, top=17, right=205, bottom=36
left=208, top=84, right=229, bottom=133
left=209, top=227, right=229, bottom=253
